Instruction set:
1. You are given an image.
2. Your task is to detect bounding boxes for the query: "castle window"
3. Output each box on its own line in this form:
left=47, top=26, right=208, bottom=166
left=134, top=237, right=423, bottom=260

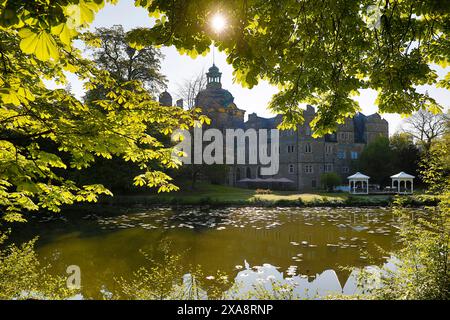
left=305, top=125, right=311, bottom=136
left=339, top=132, right=349, bottom=141
left=304, top=143, right=312, bottom=153
left=325, top=144, right=333, bottom=154
left=288, top=164, right=295, bottom=174
left=324, top=164, right=332, bottom=172
left=342, top=166, right=349, bottom=173
left=337, top=150, right=346, bottom=159
left=287, top=145, right=295, bottom=153
left=246, top=167, right=252, bottom=178
left=304, top=165, right=313, bottom=174
left=285, top=130, right=294, bottom=136
left=351, top=151, right=359, bottom=159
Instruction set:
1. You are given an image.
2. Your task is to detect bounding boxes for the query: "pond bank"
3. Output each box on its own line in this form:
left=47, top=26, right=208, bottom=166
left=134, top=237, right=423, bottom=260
left=89, top=183, right=439, bottom=209
left=96, top=194, right=438, bottom=208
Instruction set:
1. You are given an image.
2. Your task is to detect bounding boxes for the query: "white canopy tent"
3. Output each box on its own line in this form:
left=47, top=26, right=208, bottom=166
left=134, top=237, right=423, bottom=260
left=390, top=172, right=415, bottom=194
left=347, top=172, right=370, bottom=194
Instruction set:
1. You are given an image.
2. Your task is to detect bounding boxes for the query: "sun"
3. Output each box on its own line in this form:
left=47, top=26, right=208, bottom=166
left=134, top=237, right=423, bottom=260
left=211, top=13, right=226, bottom=33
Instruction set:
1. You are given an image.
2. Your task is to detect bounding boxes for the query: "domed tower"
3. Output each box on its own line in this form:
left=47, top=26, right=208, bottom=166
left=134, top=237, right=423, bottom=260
left=195, top=64, right=245, bottom=129
left=206, top=64, right=222, bottom=89
left=159, top=90, right=172, bottom=107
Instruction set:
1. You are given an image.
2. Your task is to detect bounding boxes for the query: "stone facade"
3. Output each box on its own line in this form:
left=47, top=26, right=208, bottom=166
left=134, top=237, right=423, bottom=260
left=160, top=64, right=389, bottom=191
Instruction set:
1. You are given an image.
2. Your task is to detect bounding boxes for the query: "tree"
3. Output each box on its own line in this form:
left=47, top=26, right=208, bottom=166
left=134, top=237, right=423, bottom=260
left=85, top=25, right=167, bottom=96
left=4, top=1, right=449, bottom=134
left=171, top=72, right=211, bottom=189
left=320, top=172, right=341, bottom=192
left=402, top=109, right=449, bottom=152
left=74, top=25, right=173, bottom=195
left=419, top=130, right=450, bottom=194
left=176, top=71, right=207, bottom=110
left=1, top=0, right=449, bottom=220
left=0, top=1, right=203, bottom=223
left=356, top=136, right=395, bottom=186
left=126, top=0, right=449, bottom=135
left=390, top=132, right=421, bottom=179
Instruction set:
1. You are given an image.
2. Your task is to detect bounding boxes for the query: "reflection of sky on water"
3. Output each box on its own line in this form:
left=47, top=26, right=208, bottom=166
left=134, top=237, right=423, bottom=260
left=230, top=258, right=398, bottom=299
left=13, top=206, right=421, bottom=299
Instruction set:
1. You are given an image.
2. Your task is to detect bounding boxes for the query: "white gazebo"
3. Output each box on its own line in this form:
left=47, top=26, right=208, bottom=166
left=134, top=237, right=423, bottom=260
left=390, top=172, right=415, bottom=194
left=347, top=172, right=370, bottom=194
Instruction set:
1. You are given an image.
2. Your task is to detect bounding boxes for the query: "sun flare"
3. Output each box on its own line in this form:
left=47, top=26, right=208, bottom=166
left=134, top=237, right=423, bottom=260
left=211, top=13, right=226, bottom=33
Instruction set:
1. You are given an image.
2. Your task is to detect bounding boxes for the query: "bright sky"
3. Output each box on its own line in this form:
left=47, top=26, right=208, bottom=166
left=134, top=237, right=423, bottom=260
left=69, top=0, right=450, bottom=135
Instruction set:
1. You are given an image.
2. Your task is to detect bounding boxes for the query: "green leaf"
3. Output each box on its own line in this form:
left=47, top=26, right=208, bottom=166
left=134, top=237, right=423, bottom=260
left=19, top=29, right=59, bottom=61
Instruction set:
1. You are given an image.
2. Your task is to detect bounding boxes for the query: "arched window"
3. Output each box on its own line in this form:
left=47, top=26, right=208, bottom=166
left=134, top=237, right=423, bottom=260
left=305, top=125, right=311, bottom=136
left=246, top=167, right=252, bottom=179
left=305, top=143, right=312, bottom=153
left=288, top=164, right=295, bottom=174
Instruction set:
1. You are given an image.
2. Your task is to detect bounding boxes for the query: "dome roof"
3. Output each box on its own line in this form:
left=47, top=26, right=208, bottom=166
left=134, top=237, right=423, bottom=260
left=195, top=86, right=235, bottom=110
left=208, top=64, right=220, bottom=74
left=196, top=63, right=235, bottom=109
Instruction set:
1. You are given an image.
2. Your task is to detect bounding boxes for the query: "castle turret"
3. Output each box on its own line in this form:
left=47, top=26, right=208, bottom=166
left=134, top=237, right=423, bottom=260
left=194, top=64, right=245, bottom=129
left=206, top=64, right=222, bottom=89
left=159, top=91, right=172, bottom=106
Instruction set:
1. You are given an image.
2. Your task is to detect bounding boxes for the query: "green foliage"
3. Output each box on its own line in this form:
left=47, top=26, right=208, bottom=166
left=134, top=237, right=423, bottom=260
left=353, top=144, right=450, bottom=299
left=419, top=131, right=450, bottom=194
left=114, top=242, right=236, bottom=299
left=355, top=195, right=450, bottom=299
left=85, top=25, right=167, bottom=95
left=0, top=3, right=199, bottom=222
left=129, top=0, right=449, bottom=135
left=390, top=132, right=421, bottom=180
left=1, top=0, right=448, bottom=151
left=0, top=232, right=77, bottom=299
left=320, top=172, right=341, bottom=192
left=356, top=136, right=395, bottom=186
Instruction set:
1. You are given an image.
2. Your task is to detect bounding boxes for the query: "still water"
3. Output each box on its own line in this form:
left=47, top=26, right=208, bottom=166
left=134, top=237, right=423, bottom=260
left=12, top=206, right=423, bottom=299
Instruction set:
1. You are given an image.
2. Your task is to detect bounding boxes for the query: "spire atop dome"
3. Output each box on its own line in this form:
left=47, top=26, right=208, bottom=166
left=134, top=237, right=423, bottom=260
left=206, top=64, right=222, bottom=88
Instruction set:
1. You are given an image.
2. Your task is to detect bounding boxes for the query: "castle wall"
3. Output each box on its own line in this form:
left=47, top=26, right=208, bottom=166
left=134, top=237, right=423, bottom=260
left=229, top=108, right=388, bottom=191
left=170, top=65, right=389, bottom=191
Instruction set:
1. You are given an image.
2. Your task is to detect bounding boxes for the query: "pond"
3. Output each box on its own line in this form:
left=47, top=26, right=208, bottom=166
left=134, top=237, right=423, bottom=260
left=10, top=206, right=424, bottom=299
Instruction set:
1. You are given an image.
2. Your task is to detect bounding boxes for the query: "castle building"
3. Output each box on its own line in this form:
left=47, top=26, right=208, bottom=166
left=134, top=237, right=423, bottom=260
left=160, top=64, right=389, bottom=191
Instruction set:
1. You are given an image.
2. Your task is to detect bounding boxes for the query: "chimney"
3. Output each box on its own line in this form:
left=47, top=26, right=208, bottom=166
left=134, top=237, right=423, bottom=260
left=176, top=99, right=184, bottom=108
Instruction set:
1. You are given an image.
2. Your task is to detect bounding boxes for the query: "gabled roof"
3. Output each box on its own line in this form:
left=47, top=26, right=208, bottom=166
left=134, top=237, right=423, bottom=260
left=390, top=171, right=415, bottom=179
left=347, top=172, right=370, bottom=179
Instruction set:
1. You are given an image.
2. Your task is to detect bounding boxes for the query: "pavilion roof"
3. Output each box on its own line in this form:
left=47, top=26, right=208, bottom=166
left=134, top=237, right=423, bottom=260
left=390, top=171, right=415, bottom=179
left=347, top=172, right=370, bottom=180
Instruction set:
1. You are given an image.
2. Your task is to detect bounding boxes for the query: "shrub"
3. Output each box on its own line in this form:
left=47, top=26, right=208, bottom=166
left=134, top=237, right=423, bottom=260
left=354, top=193, right=450, bottom=299
left=255, top=189, right=272, bottom=195
left=320, top=173, right=342, bottom=192
left=0, top=232, right=77, bottom=300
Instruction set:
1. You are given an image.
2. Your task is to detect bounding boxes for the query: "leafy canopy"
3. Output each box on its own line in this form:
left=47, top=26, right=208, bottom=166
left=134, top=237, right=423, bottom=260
left=85, top=25, right=167, bottom=95
left=1, top=0, right=449, bottom=221
left=0, top=1, right=202, bottom=222
left=127, top=0, right=449, bottom=135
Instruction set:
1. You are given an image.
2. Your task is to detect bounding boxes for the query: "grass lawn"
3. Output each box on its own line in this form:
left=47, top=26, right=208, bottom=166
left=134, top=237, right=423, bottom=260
left=101, top=182, right=432, bottom=207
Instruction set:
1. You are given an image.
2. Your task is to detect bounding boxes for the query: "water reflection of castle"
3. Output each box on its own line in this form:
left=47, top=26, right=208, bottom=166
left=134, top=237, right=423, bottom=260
left=230, top=260, right=396, bottom=298
left=160, top=64, right=388, bottom=191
